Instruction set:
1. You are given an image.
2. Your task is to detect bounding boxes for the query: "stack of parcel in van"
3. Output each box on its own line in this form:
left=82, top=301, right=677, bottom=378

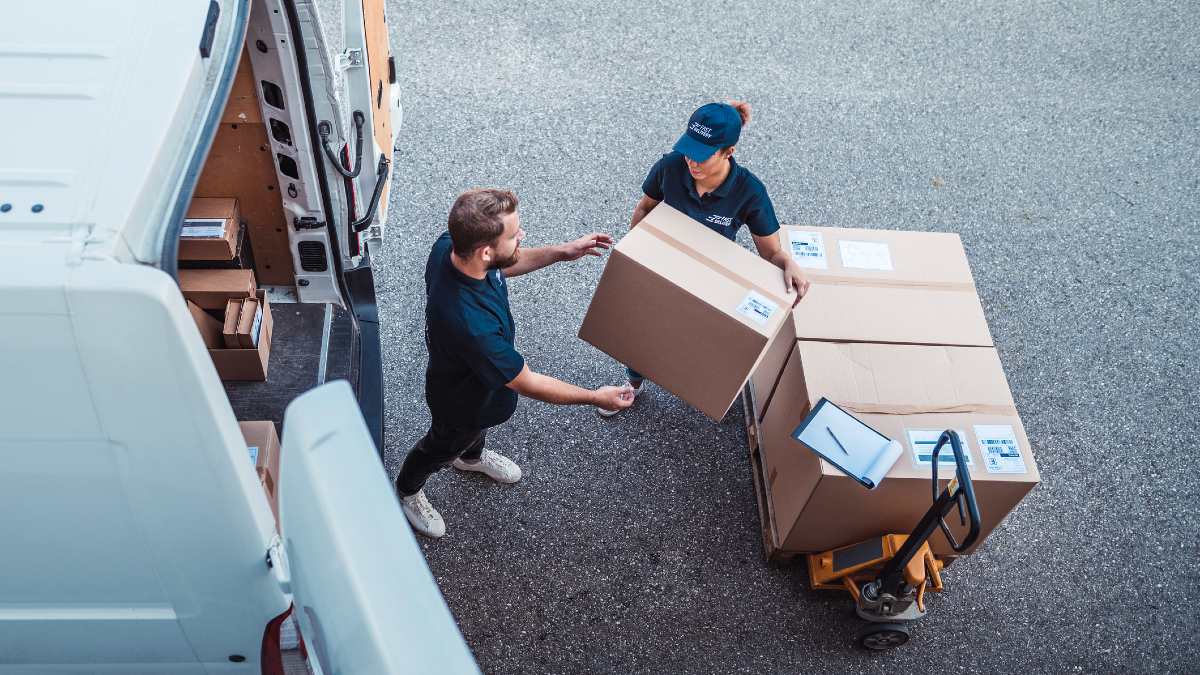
left=740, top=225, right=1040, bottom=557
left=178, top=198, right=274, bottom=381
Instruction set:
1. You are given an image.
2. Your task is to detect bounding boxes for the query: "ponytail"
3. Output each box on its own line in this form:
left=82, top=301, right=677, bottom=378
left=727, top=100, right=752, bottom=126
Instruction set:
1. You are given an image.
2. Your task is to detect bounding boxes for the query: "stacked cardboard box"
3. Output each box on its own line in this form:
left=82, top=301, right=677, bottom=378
left=750, top=225, right=1039, bottom=556
left=180, top=269, right=273, bottom=381
left=240, top=421, right=280, bottom=528
left=579, top=203, right=795, bottom=420
left=178, top=198, right=254, bottom=269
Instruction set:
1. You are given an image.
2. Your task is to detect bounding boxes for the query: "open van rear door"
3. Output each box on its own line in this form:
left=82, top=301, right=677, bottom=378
left=277, top=381, right=478, bottom=674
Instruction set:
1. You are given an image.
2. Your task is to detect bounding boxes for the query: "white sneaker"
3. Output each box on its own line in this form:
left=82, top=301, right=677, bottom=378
left=399, top=490, right=446, bottom=538
left=597, top=379, right=645, bottom=417
left=452, top=449, right=522, bottom=484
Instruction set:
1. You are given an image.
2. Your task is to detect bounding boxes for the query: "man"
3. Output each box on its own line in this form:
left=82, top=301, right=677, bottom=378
left=396, top=188, right=634, bottom=538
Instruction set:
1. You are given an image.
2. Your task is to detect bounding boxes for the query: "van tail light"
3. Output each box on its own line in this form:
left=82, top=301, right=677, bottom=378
left=260, top=605, right=293, bottom=675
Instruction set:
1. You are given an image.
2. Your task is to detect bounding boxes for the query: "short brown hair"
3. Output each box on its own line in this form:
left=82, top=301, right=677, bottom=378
left=447, top=188, right=519, bottom=256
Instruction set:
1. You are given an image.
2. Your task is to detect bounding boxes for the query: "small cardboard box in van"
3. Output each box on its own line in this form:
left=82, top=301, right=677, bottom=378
left=179, top=269, right=256, bottom=310
left=209, top=289, right=273, bottom=381
left=180, top=198, right=241, bottom=261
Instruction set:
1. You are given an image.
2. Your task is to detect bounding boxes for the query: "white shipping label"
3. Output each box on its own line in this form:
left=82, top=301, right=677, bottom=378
left=736, top=290, right=779, bottom=325
left=907, top=428, right=973, bottom=466
left=181, top=218, right=227, bottom=239
left=975, top=425, right=1026, bottom=473
left=787, top=231, right=828, bottom=269
left=250, top=305, right=264, bottom=347
left=247, top=446, right=260, bottom=465
left=838, top=240, right=894, bottom=271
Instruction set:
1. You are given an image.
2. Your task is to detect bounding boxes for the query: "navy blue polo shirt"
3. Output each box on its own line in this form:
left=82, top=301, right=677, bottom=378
left=423, top=232, right=525, bottom=429
left=642, top=151, right=780, bottom=241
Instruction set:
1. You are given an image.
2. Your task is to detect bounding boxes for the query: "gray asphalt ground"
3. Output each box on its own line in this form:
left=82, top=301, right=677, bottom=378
left=373, top=2, right=1200, bottom=672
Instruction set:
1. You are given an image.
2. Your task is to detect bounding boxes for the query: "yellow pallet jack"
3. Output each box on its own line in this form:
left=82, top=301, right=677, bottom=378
left=807, top=430, right=981, bottom=650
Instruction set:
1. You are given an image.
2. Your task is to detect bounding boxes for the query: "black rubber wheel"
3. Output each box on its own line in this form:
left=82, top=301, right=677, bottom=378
left=856, top=622, right=911, bottom=651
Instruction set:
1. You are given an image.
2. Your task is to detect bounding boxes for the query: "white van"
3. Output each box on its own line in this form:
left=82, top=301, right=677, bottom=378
left=0, top=1, right=477, bottom=672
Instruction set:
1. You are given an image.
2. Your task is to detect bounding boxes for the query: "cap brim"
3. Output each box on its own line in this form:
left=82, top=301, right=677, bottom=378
left=673, top=133, right=719, bottom=163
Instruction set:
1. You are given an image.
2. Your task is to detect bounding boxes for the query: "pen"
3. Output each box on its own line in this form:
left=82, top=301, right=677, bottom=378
left=827, top=426, right=849, bottom=455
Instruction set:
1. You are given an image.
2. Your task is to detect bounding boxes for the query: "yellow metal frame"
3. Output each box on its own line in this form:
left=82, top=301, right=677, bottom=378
left=807, top=535, right=946, bottom=612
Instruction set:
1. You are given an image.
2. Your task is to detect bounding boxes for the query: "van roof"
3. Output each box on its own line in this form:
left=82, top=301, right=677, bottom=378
left=0, top=1, right=243, bottom=262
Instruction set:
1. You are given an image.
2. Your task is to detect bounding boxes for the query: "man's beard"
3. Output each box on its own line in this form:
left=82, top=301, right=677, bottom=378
left=490, top=247, right=520, bottom=270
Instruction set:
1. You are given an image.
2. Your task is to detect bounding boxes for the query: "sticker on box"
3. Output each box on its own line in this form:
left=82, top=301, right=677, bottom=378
left=181, top=218, right=227, bottom=239
left=975, top=425, right=1026, bottom=473
left=736, top=290, right=779, bottom=325
left=250, top=304, right=264, bottom=347
left=907, top=428, right=973, bottom=466
left=787, top=231, right=828, bottom=269
left=838, top=240, right=894, bottom=271
left=247, top=445, right=260, bottom=465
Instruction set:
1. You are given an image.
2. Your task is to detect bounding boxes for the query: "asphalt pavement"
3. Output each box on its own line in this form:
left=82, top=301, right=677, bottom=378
left=373, top=1, right=1200, bottom=672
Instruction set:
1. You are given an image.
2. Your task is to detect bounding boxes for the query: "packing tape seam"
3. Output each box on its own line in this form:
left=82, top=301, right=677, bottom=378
left=804, top=274, right=977, bottom=292
left=834, top=401, right=1019, bottom=416
left=637, top=220, right=793, bottom=309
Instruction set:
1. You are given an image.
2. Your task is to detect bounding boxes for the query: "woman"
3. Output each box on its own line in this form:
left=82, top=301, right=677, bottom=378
left=599, top=100, right=810, bottom=417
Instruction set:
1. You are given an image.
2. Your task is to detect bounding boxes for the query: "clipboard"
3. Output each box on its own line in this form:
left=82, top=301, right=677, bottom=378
left=791, top=397, right=903, bottom=490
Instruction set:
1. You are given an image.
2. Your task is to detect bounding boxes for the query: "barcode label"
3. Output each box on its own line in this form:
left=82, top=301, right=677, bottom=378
left=787, top=230, right=828, bottom=269
left=906, top=428, right=973, bottom=466
left=181, top=218, right=227, bottom=239
left=975, top=425, right=1026, bottom=473
left=736, top=290, right=779, bottom=325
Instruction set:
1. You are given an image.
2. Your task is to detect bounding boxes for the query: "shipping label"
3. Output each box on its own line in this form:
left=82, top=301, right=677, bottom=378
left=838, top=240, right=894, bottom=271
left=250, top=305, right=264, bottom=347
left=181, top=218, right=227, bottom=239
left=975, top=425, right=1026, bottom=473
left=787, top=230, right=828, bottom=269
left=736, top=290, right=779, bottom=325
left=247, top=446, right=260, bottom=465
left=907, top=428, right=973, bottom=466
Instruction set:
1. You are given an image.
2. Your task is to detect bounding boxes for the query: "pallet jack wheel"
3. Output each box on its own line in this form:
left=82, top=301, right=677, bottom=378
left=855, top=622, right=910, bottom=651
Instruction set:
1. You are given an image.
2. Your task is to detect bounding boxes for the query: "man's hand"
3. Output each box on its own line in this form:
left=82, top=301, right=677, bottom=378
left=558, top=232, right=614, bottom=262
left=593, top=384, right=635, bottom=412
left=783, top=261, right=811, bottom=306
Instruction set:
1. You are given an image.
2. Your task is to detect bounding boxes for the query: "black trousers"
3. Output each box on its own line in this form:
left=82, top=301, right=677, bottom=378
left=395, top=420, right=486, bottom=497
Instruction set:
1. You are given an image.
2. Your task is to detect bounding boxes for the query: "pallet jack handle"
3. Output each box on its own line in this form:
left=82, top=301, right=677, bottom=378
left=930, top=429, right=981, bottom=553
left=873, top=430, right=981, bottom=596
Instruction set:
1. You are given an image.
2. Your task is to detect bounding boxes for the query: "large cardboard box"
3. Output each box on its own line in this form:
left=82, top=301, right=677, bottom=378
left=239, top=421, right=280, bottom=527
left=180, top=198, right=241, bottom=261
left=209, top=289, right=273, bottom=381
left=749, top=225, right=994, bottom=421
left=179, top=269, right=256, bottom=310
left=579, top=203, right=795, bottom=420
left=757, top=340, right=1038, bottom=556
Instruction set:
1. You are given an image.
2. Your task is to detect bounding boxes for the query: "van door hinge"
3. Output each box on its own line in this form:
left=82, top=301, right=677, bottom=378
left=337, top=48, right=364, bottom=71
left=266, top=535, right=292, bottom=595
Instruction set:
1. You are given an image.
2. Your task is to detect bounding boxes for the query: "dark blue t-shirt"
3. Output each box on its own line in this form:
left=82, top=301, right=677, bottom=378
left=641, top=151, right=780, bottom=241
left=423, top=232, right=525, bottom=429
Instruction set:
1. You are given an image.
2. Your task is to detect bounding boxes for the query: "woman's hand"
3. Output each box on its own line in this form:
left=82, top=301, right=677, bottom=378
left=783, top=260, right=810, bottom=305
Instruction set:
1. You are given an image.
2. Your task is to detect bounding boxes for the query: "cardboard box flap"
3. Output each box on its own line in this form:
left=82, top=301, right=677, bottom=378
left=641, top=203, right=793, bottom=306
left=616, top=228, right=788, bottom=337
left=791, top=283, right=994, bottom=346
left=796, top=341, right=1017, bottom=413
left=780, top=225, right=976, bottom=287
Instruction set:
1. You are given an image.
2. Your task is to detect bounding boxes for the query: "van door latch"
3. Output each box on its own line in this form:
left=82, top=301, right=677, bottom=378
left=337, top=48, right=364, bottom=71
left=293, top=216, right=325, bottom=231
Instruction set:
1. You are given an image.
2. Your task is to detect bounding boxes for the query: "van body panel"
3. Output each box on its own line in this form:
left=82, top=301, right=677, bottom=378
left=0, top=257, right=286, bottom=669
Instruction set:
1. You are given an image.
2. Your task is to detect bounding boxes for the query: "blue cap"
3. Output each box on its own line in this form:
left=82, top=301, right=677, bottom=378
left=672, top=103, right=742, bottom=163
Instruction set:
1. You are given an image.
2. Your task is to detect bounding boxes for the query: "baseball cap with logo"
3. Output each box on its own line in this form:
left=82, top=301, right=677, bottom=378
left=672, top=102, right=743, bottom=163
